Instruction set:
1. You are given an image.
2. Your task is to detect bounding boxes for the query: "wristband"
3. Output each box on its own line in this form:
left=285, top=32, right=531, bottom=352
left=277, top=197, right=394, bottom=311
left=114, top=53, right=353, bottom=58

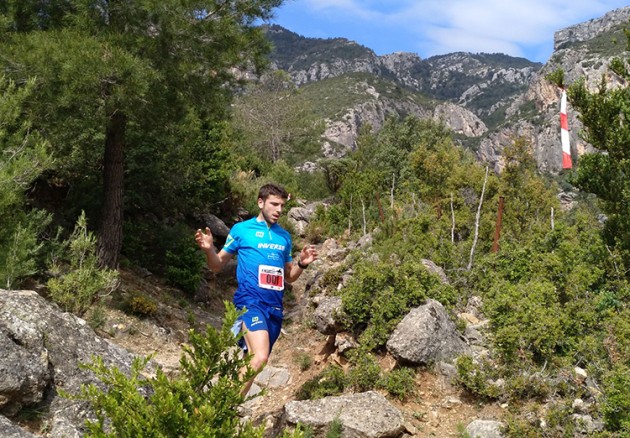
left=297, top=260, right=309, bottom=269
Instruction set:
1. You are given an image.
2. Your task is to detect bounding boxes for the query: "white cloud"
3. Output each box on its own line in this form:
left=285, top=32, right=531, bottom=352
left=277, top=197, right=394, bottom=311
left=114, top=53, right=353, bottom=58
left=281, top=0, right=629, bottom=61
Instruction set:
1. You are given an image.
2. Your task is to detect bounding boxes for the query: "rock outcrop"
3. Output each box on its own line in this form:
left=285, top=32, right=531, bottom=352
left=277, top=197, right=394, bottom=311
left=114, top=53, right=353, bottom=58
left=283, top=391, right=405, bottom=438
left=0, top=289, right=136, bottom=437
left=386, top=299, right=470, bottom=364
left=265, top=7, right=630, bottom=175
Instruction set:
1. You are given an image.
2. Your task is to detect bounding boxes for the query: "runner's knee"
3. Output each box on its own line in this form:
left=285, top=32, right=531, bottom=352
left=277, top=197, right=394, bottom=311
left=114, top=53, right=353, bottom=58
left=250, top=352, right=268, bottom=370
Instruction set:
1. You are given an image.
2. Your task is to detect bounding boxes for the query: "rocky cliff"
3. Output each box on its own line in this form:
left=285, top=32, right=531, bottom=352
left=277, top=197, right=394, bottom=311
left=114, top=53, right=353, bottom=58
left=264, top=5, right=630, bottom=174
left=266, top=25, right=539, bottom=125
left=478, top=5, right=630, bottom=173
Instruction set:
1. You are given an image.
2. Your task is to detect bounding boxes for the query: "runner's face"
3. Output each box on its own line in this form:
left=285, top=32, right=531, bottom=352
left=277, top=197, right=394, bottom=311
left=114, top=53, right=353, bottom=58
left=258, top=194, right=287, bottom=225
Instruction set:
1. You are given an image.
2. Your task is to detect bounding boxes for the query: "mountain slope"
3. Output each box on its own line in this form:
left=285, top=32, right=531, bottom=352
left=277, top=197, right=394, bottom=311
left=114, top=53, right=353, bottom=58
left=262, top=5, right=630, bottom=174
left=265, top=24, right=541, bottom=127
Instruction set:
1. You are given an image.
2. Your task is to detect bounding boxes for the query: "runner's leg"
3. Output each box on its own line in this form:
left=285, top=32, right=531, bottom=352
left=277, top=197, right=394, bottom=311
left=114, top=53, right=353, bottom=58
left=240, top=323, right=270, bottom=397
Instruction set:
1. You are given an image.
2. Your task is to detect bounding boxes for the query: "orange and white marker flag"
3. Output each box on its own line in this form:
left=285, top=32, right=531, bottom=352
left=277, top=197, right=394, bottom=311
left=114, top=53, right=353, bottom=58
left=560, top=89, right=572, bottom=169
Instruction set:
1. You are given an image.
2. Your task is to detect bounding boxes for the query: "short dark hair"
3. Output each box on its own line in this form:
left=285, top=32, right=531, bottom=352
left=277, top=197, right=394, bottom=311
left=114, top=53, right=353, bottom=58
left=258, top=183, right=288, bottom=201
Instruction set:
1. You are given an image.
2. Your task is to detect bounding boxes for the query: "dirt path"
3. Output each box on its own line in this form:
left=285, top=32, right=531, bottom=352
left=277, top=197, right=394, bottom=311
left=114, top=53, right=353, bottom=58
left=100, top=268, right=504, bottom=437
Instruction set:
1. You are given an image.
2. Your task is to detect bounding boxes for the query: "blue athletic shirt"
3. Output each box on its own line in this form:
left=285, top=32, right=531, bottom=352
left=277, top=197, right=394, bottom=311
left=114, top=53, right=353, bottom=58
left=222, top=217, right=293, bottom=310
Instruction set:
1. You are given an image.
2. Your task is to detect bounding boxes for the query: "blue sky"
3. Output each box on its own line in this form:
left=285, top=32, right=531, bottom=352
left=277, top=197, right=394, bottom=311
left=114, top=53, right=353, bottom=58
left=269, top=1, right=629, bottom=63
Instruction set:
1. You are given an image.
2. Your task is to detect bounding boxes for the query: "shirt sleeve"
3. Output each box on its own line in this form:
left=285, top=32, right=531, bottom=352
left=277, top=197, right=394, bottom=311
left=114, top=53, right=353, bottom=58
left=222, top=224, right=240, bottom=254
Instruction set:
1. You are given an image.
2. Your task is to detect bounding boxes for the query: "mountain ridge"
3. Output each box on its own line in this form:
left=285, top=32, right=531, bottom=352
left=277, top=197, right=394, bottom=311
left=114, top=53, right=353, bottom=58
left=260, top=6, right=630, bottom=174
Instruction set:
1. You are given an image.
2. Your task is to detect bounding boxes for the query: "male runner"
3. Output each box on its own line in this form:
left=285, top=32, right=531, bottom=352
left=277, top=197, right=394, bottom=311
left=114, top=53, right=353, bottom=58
left=195, top=183, right=317, bottom=395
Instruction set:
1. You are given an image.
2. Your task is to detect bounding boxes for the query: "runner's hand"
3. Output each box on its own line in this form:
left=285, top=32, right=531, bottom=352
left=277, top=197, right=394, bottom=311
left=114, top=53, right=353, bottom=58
left=299, top=244, right=318, bottom=266
left=195, top=227, right=214, bottom=251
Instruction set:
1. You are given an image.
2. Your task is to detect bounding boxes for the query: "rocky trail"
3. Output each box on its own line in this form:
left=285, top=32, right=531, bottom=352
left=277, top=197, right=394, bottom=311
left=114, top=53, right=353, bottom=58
left=87, top=263, right=505, bottom=437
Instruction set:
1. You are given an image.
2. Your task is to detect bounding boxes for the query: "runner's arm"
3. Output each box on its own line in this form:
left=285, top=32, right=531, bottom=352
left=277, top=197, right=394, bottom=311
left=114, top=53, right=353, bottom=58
left=203, top=248, right=233, bottom=273
left=195, top=227, right=234, bottom=272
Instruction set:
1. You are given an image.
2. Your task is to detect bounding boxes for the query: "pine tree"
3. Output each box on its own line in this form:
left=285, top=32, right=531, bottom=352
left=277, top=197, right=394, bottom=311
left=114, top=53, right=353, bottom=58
left=565, top=29, right=630, bottom=272
left=0, top=0, right=283, bottom=267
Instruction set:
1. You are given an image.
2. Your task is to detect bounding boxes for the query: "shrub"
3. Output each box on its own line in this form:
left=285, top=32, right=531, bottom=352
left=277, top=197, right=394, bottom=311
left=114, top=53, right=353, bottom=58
left=87, top=305, right=107, bottom=331
left=483, top=280, right=567, bottom=364
left=347, top=349, right=381, bottom=392
left=124, top=292, right=158, bottom=317
left=379, top=367, right=416, bottom=401
left=165, top=226, right=204, bottom=295
left=66, top=302, right=266, bottom=437
left=47, top=212, right=118, bottom=315
left=0, top=77, right=52, bottom=289
left=341, top=258, right=454, bottom=349
left=296, top=365, right=347, bottom=400
left=293, top=352, right=313, bottom=372
left=455, top=356, right=501, bottom=400
left=601, top=364, right=630, bottom=432
left=325, top=417, right=343, bottom=438
left=1, top=210, right=51, bottom=289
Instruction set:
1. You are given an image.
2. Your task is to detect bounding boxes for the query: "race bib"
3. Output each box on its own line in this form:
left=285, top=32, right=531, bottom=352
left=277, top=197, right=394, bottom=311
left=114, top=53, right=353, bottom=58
left=258, top=265, right=284, bottom=291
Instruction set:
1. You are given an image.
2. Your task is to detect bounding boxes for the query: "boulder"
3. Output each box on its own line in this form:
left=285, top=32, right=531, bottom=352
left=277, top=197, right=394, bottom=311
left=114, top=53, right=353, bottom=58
left=386, top=299, right=470, bottom=364
left=0, top=415, right=38, bottom=437
left=421, top=259, right=449, bottom=284
left=465, top=419, right=505, bottom=438
left=0, top=330, right=50, bottom=415
left=0, top=290, right=136, bottom=438
left=198, top=213, right=231, bottom=239
left=313, top=296, right=344, bottom=335
left=284, top=391, right=405, bottom=437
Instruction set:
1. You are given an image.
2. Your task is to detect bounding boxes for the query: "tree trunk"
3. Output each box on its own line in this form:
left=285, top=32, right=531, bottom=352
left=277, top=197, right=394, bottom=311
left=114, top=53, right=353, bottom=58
left=98, top=111, right=126, bottom=268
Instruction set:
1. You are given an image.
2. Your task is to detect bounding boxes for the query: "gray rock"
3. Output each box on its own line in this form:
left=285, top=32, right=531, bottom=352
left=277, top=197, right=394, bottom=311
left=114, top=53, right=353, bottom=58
left=0, top=415, right=38, bottom=437
left=284, top=391, right=405, bottom=438
left=0, top=290, right=136, bottom=437
left=199, top=213, right=230, bottom=239
left=255, top=365, right=291, bottom=388
left=386, top=299, right=470, bottom=364
left=421, top=259, right=449, bottom=284
left=288, top=218, right=309, bottom=237
left=465, top=419, right=505, bottom=438
left=335, top=333, right=358, bottom=354
left=572, top=414, right=604, bottom=434
left=313, top=296, right=344, bottom=335
left=357, top=233, right=373, bottom=249
left=435, top=361, right=458, bottom=379
left=289, top=206, right=316, bottom=222
left=0, top=331, right=50, bottom=415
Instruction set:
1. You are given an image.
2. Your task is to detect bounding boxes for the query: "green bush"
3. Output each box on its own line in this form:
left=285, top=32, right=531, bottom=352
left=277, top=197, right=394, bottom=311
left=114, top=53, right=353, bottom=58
left=293, top=352, right=313, bottom=372
left=0, top=210, right=51, bottom=289
left=47, top=212, right=118, bottom=315
left=66, top=302, right=266, bottom=437
left=484, top=280, right=567, bottom=363
left=341, top=258, right=455, bottom=349
left=296, top=365, right=347, bottom=400
left=0, top=76, right=52, bottom=289
left=379, top=367, right=416, bottom=401
left=325, top=417, right=343, bottom=438
left=455, top=356, right=501, bottom=400
left=166, top=243, right=204, bottom=296
left=124, top=292, right=158, bottom=317
left=601, top=364, right=630, bottom=432
left=347, top=349, right=381, bottom=392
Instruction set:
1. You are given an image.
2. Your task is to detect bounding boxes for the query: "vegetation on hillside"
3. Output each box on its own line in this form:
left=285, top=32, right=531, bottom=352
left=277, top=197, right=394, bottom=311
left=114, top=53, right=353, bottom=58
left=264, top=24, right=375, bottom=71
left=308, top=115, right=630, bottom=436
left=1, top=3, right=630, bottom=437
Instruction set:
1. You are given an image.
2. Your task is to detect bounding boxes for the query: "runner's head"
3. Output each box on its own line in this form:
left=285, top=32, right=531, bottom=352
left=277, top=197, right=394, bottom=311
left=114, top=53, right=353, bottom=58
left=257, top=183, right=289, bottom=225
left=258, top=183, right=289, bottom=202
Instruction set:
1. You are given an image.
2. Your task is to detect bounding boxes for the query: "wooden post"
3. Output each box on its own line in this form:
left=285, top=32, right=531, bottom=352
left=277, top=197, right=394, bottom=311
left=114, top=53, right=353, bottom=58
left=375, top=192, right=385, bottom=222
left=491, top=196, right=505, bottom=253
